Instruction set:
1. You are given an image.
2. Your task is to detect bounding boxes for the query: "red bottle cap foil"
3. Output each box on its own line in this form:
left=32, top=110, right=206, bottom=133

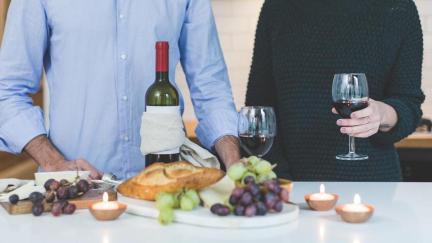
left=156, top=41, right=169, bottom=72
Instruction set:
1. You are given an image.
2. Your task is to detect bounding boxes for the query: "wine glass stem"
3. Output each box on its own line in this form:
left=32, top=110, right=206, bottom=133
left=348, top=135, right=356, bottom=154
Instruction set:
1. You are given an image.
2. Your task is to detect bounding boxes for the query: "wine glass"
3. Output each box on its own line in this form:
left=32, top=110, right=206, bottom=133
left=332, top=73, right=369, bottom=160
left=238, top=106, right=276, bottom=158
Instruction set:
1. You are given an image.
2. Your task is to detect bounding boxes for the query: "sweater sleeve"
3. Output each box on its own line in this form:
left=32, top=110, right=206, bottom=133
left=371, top=0, right=425, bottom=146
left=246, top=1, right=292, bottom=179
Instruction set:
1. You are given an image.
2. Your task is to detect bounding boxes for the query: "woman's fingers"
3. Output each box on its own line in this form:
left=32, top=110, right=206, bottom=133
left=352, top=128, right=379, bottom=138
left=340, top=122, right=380, bottom=135
left=337, top=117, right=370, bottom=127
left=351, top=106, right=373, bottom=119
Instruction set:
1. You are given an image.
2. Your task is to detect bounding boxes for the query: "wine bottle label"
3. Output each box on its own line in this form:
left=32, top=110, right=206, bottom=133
left=145, top=105, right=181, bottom=154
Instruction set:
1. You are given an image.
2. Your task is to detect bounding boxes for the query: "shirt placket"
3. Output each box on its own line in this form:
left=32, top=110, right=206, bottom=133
left=116, top=0, right=131, bottom=178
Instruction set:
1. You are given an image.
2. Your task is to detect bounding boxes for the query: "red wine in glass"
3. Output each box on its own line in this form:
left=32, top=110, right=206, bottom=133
left=239, top=134, right=275, bottom=158
left=333, top=100, right=369, bottom=118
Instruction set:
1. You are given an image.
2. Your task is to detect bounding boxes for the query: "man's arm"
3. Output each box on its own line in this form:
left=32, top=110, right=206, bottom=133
left=25, top=135, right=101, bottom=179
left=179, top=0, right=241, bottom=167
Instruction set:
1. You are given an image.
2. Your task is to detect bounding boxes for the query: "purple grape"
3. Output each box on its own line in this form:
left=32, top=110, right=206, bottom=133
left=264, top=192, right=277, bottom=209
left=273, top=200, right=283, bottom=213
left=244, top=205, right=257, bottom=217
left=264, top=180, right=281, bottom=194
left=240, top=192, right=253, bottom=206
left=56, top=187, right=69, bottom=200
left=29, top=192, right=44, bottom=205
left=9, top=194, right=19, bottom=205
left=210, top=203, right=230, bottom=216
left=231, top=187, right=245, bottom=199
left=256, top=202, right=267, bottom=216
left=243, top=176, right=256, bottom=185
left=234, top=205, right=245, bottom=216
left=77, top=180, right=90, bottom=193
left=253, top=191, right=264, bottom=202
left=68, top=185, right=79, bottom=198
left=44, top=179, right=55, bottom=191
left=51, top=202, right=63, bottom=216
left=45, top=191, right=56, bottom=203
left=229, top=194, right=239, bottom=205
left=246, top=183, right=260, bottom=197
left=32, top=204, right=44, bottom=216
left=279, top=189, right=290, bottom=203
left=63, top=203, right=76, bottom=214
left=49, top=180, right=61, bottom=191
left=210, top=203, right=224, bottom=215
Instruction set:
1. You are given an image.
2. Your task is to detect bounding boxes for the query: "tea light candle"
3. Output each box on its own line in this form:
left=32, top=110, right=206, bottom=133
left=342, top=194, right=369, bottom=213
left=304, top=184, right=338, bottom=211
left=336, top=193, right=374, bottom=223
left=310, top=184, right=335, bottom=201
left=89, top=192, right=127, bottom=221
left=92, top=192, right=119, bottom=210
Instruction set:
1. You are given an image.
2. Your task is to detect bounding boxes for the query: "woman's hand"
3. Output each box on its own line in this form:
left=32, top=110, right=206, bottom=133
left=333, top=99, right=398, bottom=138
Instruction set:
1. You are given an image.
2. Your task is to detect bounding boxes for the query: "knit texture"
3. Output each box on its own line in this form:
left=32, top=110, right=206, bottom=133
left=246, top=0, right=425, bottom=181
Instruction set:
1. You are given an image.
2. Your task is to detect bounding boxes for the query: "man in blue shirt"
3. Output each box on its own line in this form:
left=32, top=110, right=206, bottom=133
left=0, top=0, right=240, bottom=179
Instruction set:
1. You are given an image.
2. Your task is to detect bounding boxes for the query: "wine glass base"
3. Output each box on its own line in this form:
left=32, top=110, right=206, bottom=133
left=336, top=153, right=368, bottom=161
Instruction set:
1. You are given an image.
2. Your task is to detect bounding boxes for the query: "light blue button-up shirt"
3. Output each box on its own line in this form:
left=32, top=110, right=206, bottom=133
left=0, top=0, right=238, bottom=179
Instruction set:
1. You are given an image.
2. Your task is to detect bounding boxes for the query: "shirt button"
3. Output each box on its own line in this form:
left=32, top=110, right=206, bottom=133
left=119, top=14, right=125, bottom=19
left=124, top=135, right=129, bottom=142
left=120, top=54, right=127, bottom=60
left=122, top=96, right=128, bottom=101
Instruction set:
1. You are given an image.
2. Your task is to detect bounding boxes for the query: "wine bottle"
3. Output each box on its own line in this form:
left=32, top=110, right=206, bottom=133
left=145, top=41, right=180, bottom=165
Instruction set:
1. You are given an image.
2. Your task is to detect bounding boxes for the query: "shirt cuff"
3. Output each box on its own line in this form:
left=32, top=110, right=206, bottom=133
left=195, top=109, right=238, bottom=150
left=0, top=107, right=47, bottom=154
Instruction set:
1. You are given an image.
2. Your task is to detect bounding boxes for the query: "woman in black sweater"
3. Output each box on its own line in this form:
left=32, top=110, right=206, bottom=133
left=246, top=0, right=425, bottom=181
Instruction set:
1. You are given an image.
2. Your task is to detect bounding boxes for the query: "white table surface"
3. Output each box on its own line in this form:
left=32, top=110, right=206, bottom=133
left=1, top=182, right=431, bottom=243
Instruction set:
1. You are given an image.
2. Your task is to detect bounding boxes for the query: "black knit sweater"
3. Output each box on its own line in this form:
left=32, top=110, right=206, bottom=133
left=246, top=0, right=425, bottom=181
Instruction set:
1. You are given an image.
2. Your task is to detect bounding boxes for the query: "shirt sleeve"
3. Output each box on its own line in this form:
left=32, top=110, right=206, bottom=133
left=371, top=0, right=425, bottom=146
left=0, top=0, right=48, bottom=154
left=179, top=0, right=238, bottom=150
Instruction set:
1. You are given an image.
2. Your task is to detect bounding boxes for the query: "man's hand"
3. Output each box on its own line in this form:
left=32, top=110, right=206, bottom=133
left=214, top=135, right=241, bottom=168
left=333, top=99, right=398, bottom=138
left=24, top=135, right=102, bottom=179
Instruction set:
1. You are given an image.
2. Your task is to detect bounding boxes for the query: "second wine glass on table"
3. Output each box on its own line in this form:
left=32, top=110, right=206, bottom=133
left=332, top=73, right=369, bottom=161
left=238, top=106, right=277, bottom=158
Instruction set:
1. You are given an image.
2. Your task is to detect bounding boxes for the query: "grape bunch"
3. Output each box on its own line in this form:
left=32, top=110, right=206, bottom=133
left=210, top=156, right=290, bottom=217
left=211, top=178, right=289, bottom=217
left=155, top=189, right=200, bottom=225
left=227, top=156, right=277, bottom=185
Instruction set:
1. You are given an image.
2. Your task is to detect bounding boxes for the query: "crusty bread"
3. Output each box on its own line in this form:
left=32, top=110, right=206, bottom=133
left=117, top=161, right=225, bottom=201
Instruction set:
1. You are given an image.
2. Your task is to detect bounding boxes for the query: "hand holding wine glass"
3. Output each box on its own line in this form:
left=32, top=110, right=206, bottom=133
left=332, top=73, right=369, bottom=160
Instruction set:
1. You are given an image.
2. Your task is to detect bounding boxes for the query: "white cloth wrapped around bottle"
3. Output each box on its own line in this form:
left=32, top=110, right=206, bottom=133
left=140, top=111, right=185, bottom=155
left=140, top=111, right=220, bottom=169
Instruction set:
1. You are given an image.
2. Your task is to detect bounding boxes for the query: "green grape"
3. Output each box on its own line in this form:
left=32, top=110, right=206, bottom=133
left=241, top=172, right=257, bottom=185
left=268, top=171, right=277, bottom=179
left=158, top=207, right=174, bottom=225
left=227, top=163, right=247, bottom=181
left=156, top=192, right=176, bottom=210
left=185, top=189, right=200, bottom=207
left=180, top=195, right=195, bottom=211
left=255, top=160, right=272, bottom=175
left=248, top=156, right=260, bottom=166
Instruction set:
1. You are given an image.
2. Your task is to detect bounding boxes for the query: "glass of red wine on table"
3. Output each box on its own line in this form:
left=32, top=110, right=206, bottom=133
left=238, top=106, right=276, bottom=158
left=332, top=73, right=369, bottom=160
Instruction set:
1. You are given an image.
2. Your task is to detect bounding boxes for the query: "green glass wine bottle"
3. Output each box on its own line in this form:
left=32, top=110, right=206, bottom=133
left=145, top=41, right=180, bottom=165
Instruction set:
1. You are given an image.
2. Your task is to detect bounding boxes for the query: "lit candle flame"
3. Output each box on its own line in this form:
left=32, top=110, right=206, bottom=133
left=320, top=184, right=325, bottom=194
left=353, top=193, right=361, bottom=205
left=103, top=192, right=108, bottom=203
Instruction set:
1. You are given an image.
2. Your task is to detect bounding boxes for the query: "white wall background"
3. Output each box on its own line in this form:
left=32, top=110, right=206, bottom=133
left=178, top=0, right=432, bottom=122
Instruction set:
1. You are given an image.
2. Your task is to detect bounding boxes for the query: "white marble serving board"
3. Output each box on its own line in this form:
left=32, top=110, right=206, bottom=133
left=119, top=195, right=299, bottom=228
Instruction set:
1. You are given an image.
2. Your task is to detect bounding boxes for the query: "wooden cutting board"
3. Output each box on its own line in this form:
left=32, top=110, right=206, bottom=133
left=1, top=189, right=117, bottom=215
left=119, top=195, right=299, bottom=228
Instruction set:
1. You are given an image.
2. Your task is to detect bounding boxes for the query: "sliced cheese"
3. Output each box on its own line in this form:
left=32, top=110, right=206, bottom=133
left=199, top=175, right=235, bottom=208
